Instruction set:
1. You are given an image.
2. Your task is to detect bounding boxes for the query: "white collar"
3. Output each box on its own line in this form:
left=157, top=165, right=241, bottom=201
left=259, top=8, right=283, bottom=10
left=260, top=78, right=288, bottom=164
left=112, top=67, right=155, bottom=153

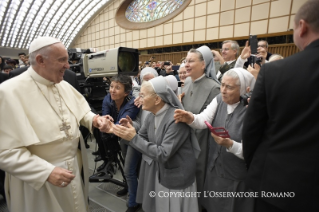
left=193, top=74, right=206, bottom=82
left=154, top=103, right=169, bottom=116
left=227, top=101, right=240, bottom=114
left=28, top=67, right=55, bottom=86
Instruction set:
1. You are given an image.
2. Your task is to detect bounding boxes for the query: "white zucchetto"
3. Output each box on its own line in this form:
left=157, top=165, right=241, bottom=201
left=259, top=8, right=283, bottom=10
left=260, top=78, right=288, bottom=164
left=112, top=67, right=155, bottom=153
left=29, top=37, right=61, bottom=54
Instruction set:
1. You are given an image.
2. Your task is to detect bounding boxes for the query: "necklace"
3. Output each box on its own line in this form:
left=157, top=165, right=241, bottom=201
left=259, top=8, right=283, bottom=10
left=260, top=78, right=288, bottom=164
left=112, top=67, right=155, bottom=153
left=31, top=76, right=72, bottom=140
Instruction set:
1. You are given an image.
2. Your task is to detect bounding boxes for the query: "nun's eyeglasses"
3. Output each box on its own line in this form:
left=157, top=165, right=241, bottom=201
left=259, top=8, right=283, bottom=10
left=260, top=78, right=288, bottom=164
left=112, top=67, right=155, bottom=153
left=184, top=59, right=199, bottom=64
left=139, top=93, right=157, bottom=99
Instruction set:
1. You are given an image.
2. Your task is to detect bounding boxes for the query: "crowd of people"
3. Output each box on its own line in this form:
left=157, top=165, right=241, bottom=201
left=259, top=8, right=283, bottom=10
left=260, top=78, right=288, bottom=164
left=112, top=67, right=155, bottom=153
left=0, top=53, right=30, bottom=84
left=0, top=1, right=319, bottom=212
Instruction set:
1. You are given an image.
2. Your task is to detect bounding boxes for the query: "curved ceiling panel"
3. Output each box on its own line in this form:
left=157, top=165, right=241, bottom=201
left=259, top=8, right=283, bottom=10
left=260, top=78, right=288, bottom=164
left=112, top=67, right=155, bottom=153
left=0, top=0, right=110, bottom=49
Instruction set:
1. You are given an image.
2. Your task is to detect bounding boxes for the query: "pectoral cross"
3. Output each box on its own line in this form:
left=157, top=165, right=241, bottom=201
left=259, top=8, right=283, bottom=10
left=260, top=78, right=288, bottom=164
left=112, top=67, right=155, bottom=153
left=60, top=121, right=71, bottom=140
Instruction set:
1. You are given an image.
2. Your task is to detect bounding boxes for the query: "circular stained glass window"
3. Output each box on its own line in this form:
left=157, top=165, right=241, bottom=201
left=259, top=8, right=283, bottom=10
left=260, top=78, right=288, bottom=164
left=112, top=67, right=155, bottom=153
left=125, top=0, right=185, bottom=23
left=115, top=0, right=191, bottom=30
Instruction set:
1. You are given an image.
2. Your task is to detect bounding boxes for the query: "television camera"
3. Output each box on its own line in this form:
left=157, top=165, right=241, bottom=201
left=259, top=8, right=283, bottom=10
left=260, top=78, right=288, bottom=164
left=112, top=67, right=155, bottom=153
left=68, top=47, right=139, bottom=113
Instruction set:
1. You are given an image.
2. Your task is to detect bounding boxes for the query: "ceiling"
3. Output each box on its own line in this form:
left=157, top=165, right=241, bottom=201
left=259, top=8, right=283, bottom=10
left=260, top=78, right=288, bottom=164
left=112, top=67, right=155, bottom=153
left=0, top=0, right=112, bottom=54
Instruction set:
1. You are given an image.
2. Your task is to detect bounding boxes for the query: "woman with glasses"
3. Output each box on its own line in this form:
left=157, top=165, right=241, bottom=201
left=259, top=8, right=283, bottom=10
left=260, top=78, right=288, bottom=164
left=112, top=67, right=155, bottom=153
left=175, top=68, right=256, bottom=212
left=181, top=46, right=220, bottom=208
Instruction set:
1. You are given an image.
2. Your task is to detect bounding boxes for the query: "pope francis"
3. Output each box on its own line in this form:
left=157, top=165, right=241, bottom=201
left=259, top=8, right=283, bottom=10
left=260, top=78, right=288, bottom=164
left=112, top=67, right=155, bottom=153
left=0, top=37, right=104, bottom=212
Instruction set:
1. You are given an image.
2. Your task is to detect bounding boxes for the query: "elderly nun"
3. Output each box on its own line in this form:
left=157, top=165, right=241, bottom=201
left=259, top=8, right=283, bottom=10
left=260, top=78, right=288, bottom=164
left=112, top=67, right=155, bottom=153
left=112, top=76, right=200, bottom=212
left=181, top=46, right=220, bottom=199
left=175, top=68, right=256, bottom=212
left=124, top=67, right=159, bottom=211
left=132, top=67, right=159, bottom=98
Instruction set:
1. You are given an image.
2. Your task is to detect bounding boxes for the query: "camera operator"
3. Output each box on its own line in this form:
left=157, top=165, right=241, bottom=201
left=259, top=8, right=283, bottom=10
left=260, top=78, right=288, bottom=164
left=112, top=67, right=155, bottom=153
left=98, top=74, right=140, bottom=212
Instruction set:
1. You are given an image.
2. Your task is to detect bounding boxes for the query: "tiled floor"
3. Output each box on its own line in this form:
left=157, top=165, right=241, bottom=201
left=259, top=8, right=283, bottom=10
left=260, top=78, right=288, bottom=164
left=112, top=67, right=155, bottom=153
left=86, top=136, right=129, bottom=212
left=0, top=136, right=143, bottom=212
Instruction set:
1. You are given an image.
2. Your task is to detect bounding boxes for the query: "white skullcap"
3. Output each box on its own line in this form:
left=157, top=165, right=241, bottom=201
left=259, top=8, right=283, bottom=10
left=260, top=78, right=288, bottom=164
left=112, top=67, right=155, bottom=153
left=231, top=68, right=256, bottom=96
left=29, top=37, right=61, bottom=54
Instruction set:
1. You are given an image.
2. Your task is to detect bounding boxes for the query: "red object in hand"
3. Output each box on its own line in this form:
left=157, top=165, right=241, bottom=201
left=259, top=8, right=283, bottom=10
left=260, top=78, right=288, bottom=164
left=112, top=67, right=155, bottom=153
left=204, top=121, right=230, bottom=138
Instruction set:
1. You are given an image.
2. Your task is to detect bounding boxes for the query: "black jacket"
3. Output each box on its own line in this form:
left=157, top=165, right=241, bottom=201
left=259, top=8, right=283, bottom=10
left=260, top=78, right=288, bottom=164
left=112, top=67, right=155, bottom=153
left=242, top=39, right=319, bottom=212
left=0, top=73, right=9, bottom=84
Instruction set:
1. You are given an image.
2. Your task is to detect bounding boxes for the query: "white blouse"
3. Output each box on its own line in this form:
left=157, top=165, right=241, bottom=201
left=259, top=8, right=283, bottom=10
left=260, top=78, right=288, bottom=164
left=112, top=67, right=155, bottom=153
left=188, top=97, right=244, bottom=160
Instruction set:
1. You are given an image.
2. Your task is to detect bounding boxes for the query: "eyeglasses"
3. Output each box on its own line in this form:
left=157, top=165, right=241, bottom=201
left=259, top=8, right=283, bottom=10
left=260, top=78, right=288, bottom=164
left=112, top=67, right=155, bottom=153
left=220, top=48, right=230, bottom=52
left=139, top=93, right=157, bottom=99
left=221, top=83, right=239, bottom=90
left=184, top=59, right=199, bottom=64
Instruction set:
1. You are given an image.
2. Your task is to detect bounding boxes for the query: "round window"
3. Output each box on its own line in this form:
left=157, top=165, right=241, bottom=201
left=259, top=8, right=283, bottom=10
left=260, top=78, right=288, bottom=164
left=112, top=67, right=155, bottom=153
left=115, top=0, right=191, bottom=30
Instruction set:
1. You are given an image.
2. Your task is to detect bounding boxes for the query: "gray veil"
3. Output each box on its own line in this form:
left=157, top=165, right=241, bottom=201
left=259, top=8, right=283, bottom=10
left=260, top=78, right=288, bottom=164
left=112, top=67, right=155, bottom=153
left=197, top=45, right=219, bottom=84
left=149, top=76, right=201, bottom=158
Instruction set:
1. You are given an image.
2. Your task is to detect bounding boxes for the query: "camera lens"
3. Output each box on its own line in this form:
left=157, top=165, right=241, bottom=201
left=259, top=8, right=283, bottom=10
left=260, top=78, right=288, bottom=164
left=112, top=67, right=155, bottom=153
left=118, top=51, right=137, bottom=73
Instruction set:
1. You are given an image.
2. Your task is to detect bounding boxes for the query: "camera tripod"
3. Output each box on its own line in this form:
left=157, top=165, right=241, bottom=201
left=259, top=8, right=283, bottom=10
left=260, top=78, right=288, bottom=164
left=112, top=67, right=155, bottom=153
left=89, top=130, right=127, bottom=189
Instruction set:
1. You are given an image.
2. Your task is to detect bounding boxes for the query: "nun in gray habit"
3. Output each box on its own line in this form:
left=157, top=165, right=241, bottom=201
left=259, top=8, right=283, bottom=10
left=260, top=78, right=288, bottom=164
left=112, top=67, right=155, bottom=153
left=113, top=76, right=200, bottom=212
left=175, top=68, right=256, bottom=212
left=181, top=45, right=220, bottom=195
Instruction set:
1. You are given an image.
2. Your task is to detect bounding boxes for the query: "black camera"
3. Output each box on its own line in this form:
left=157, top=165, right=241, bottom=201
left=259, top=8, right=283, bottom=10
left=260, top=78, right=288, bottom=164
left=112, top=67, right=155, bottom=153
left=164, top=61, right=170, bottom=66
left=241, top=91, right=253, bottom=106
left=250, top=55, right=262, bottom=67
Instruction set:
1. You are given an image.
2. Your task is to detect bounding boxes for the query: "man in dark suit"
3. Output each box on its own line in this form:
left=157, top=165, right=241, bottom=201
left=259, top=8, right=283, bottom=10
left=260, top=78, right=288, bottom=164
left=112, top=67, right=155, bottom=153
left=211, top=40, right=240, bottom=82
left=242, top=1, right=319, bottom=212
left=8, top=66, right=28, bottom=78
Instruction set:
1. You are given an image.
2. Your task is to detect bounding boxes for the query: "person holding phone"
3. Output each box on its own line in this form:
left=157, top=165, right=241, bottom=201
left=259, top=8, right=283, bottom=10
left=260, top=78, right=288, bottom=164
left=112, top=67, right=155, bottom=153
left=174, top=68, right=256, bottom=212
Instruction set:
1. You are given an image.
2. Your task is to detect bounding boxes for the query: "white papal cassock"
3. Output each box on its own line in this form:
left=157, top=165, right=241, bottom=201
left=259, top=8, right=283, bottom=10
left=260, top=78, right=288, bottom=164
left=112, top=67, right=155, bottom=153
left=0, top=67, right=95, bottom=212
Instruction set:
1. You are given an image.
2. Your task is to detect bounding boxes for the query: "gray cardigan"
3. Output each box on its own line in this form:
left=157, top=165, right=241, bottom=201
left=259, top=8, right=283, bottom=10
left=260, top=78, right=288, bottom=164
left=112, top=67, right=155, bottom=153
left=130, top=106, right=197, bottom=189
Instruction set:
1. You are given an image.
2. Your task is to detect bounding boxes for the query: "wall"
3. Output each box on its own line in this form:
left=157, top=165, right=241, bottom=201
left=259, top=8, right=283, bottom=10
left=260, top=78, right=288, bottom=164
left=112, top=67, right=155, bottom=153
left=71, top=0, right=307, bottom=50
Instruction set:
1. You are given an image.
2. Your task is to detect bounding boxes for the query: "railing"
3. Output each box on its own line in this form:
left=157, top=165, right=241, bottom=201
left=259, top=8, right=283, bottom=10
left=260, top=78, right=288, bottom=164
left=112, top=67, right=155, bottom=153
left=139, top=43, right=299, bottom=64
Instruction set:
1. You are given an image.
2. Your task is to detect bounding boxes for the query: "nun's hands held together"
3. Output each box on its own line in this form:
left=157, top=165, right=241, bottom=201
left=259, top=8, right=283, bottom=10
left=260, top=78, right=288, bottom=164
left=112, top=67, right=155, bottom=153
left=210, top=132, right=233, bottom=149
left=119, top=115, right=133, bottom=126
left=174, top=109, right=194, bottom=124
left=113, top=119, right=137, bottom=141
